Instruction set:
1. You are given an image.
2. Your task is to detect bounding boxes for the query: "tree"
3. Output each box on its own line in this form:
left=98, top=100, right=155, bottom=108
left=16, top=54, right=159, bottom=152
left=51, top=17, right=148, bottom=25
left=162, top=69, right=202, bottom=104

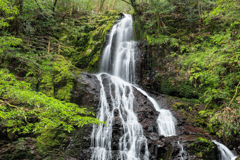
left=121, top=0, right=141, bottom=14
left=0, top=0, right=21, bottom=54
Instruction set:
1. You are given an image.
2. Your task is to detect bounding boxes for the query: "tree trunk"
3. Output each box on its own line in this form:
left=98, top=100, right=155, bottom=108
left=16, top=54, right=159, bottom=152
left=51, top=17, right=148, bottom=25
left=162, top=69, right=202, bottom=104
left=34, top=0, right=44, bottom=13
left=53, top=0, right=58, bottom=12
left=13, top=0, right=24, bottom=33
left=121, top=0, right=141, bottom=15
left=100, top=0, right=106, bottom=12
left=111, top=0, right=116, bottom=10
left=19, top=0, right=23, bottom=15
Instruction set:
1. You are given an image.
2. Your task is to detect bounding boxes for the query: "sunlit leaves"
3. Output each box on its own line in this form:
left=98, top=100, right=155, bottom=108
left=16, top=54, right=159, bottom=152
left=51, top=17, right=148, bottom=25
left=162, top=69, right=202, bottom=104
left=0, top=0, right=21, bottom=54
left=0, top=69, right=101, bottom=137
left=0, top=0, right=18, bottom=28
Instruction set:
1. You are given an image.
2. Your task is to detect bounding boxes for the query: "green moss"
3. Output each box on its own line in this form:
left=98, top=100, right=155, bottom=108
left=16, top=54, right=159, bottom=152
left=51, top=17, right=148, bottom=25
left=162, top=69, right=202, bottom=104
left=105, top=10, right=120, bottom=16
left=161, top=78, right=198, bottom=98
left=197, top=137, right=210, bottom=143
left=0, top=138, right=39, bottom=160
left=103, top=22, right=114, bottom=35
left=39, top=55, right=75, bottom=102
left=187, top=138, right=217, bottom=160
left=172, top=102, right=186, bottom=109
left=61, top=13, right=119, bottom=71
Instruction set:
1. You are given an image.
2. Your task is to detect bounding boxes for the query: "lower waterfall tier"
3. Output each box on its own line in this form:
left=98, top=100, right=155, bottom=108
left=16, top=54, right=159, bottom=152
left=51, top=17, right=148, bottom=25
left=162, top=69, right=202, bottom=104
left=67, top=73, right=228, bottom=160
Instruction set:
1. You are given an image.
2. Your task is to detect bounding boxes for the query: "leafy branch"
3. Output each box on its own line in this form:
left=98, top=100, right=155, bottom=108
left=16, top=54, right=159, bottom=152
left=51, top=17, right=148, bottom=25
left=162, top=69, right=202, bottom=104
left=0, top=99, right=29, bottom=124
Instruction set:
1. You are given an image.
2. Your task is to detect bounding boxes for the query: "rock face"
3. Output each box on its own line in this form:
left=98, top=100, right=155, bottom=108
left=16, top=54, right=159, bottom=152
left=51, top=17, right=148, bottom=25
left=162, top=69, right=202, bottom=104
left=67, top=73, right=101, bottom=160
left=134, top=41, right=199, bottom=99
left=67, top=73, right=219, bottom=160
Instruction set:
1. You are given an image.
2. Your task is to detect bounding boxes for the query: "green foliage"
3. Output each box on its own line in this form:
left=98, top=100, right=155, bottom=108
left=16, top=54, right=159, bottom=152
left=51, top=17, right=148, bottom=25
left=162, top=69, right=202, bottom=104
left=188, top=137, right=217, bottom=160
left=0, top=35, right=22, bottom=53
left=132, top=0, right=240, bottom=140
left=0, top=48, right=77, bottom=102
left=204, top=0, right=240, bottom=24
left=0, top=68, right=101, bottom=135
left=176, top=0, right=240, bottom=139
left=39, top=56, right=75, bottom=101
left=133, top=0, right=175, bottom=44
left=147, top=34, right=177, bottom=45
left=0, top=0, right=22, bottom=53
left=53, top=12, right=119, bottom=71
left=159, top=77, right=198, bottom=98
left=210, top=104, right=240, bottom=138
left=198, top=110, right=214, bottom=118
left=197, top=137, right=210, bottom=143
left=0, top=0, right=18, bottom=28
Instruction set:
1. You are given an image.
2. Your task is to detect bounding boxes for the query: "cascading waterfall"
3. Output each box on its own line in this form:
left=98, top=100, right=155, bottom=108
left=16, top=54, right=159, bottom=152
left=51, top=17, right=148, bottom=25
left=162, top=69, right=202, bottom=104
left=134, top=86, right=176, bottom=136
left=91, top=14, right=176, bottom=160
left=178, top=141, right=184, bottom=160
left=177, top=141, right=188, bottom=160
left=212, top=140, right=238, bottom=160
left=91, top=73, right=149, bottom=160
left=100, top=14, right=135, bottom=83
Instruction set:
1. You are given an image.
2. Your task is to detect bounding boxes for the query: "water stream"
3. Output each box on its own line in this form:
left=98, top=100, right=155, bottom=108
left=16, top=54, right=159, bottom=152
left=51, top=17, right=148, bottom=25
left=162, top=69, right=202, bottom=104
left=134, top=86, right=176, bottom=136
left=212, top=140, right=238, bottom=160
left=178, top=141, right=184, bottom=160
left=177, top=141, right=188, bottom=160
left=91, top=14, right=176, bottom=160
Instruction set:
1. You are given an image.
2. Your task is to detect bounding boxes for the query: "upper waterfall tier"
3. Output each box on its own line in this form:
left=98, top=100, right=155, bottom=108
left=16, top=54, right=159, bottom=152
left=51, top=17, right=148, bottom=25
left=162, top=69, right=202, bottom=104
left=100, top=14, right=135, bottom=83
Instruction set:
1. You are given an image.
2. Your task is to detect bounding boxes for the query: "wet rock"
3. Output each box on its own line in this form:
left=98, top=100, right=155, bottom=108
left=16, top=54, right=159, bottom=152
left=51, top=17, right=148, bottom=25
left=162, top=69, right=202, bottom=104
left=67, top=73, right=102, bottom=159
left=111, top=151, right=121, bottom=160
left=71, top=72, right=101, bottom=113
left=112, top=117, right=124, bottom=150
left=113, top=108, right=120, bottom=116
left=67, top=73, right=221, bottom=160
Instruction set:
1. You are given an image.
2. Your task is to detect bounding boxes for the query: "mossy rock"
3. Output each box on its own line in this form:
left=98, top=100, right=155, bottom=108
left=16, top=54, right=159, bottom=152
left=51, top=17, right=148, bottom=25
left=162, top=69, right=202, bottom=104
left=172, top=102, right=187, bottom=109
left=64, top=13, right=119, bottom=71
left=159, top=76, right=198, bottom=99
left=187, top=138, right=218, bottom=160
left=104, top=10, right=120, bottom=16
left=157, top=145, right=173, bottom=160
left=0, top=138, right=40, bottom=160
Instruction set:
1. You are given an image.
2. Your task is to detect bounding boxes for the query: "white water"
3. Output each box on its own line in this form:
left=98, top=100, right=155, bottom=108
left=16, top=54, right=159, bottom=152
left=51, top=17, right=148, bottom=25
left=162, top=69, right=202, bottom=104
left=100, top=24, right=117, bottom=74
left=134, top=86, right=176, bottom=136
left=177, top=141, right=186, bottom=160
left=91, top=73, right=149, bottom=160
left=212, top=140, right=238, bottom=160
left=91, top=14, right=176, bottom=160
left=100, top=14, right=135, bottom=83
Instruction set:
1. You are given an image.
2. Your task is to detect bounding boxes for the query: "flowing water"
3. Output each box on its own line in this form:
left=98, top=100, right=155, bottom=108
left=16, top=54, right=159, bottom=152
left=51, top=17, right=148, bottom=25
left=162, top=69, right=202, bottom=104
left=178, top=141, right=184, bottom=160
left=212, top=140, right=238, bottom=160
left=177, top=141, right=188, bottom=160
left=134, top=86, right=176, bottom=136
left=91, top=14, right=176, bottom=160
left=100, top=14, right=135, bottom=83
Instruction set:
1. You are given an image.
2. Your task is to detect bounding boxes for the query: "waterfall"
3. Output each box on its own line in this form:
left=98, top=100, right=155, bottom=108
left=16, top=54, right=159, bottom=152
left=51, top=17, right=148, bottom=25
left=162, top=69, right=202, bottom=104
left=100, top=14, right=135, bottom=83
left=91, top=14, right=176, bottom=160
left=91, top=73, right=149, bottom=160
left=178, top=141, right=184, bottom=160
left=134, top=86, right=176, bottom=136
left=212, top=140, right=238, bottom=160
left=177, top=141, right=189, bottom=160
